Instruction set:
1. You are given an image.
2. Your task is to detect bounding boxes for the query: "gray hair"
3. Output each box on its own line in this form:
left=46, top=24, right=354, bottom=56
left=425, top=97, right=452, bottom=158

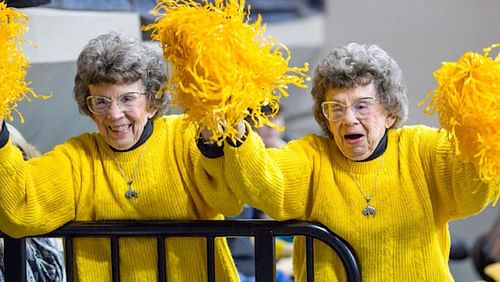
left=311, top=43, right=408, bottom=138
left=74, top=32, right=169, bottom=118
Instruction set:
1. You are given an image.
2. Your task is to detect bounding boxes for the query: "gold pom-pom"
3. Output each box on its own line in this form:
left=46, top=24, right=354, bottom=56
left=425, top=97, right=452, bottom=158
left=420, top=43, right=500, bottom=182
left=145, top=0, right=309, bottom=143
left=0, top=3, right=45, bottom=123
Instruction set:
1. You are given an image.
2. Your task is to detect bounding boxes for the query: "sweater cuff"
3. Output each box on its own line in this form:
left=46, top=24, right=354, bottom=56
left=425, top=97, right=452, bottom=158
left=0, top=121, right=9, bottom=148
left=196, top=137, right=224, bottom=158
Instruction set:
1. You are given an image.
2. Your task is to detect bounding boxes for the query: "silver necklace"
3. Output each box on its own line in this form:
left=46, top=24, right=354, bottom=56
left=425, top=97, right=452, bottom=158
left=348, top=154, right=384, bottom=217
left=111, top=143, right=147, bottom=199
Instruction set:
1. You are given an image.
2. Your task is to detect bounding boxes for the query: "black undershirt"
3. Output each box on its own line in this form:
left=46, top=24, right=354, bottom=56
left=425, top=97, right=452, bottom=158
left=0, top=121, right=8, bottom=148
left=111, top=118, right=153, bottom=152
left=358, top=129, right=388, bottom=162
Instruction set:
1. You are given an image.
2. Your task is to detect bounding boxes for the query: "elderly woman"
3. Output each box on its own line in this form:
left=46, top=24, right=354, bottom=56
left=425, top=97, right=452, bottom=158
left=200, top=43, right=499, bottom=281
left=0, top=32, right=242, bottom=281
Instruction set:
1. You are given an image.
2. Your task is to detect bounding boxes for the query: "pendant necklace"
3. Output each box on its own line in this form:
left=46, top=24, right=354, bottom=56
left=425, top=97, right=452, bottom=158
left=348, top=154, right=384, bottom=217
left=111, top=143, right=147, bottom=199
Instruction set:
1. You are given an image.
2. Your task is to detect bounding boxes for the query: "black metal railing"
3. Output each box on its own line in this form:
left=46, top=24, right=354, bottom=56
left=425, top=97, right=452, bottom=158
left=1, top=220, right=361, bottom=282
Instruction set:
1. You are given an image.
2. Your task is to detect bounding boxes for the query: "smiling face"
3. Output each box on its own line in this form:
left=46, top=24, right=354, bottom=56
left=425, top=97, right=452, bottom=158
left=325, top=83, right=395, bottom=161
left=88, top=80, right=156, bottom=150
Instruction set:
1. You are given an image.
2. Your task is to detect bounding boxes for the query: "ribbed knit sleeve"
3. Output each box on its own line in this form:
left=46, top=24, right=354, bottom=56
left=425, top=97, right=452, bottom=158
left=0, top=137, right=81, bottom=237
left=188, top=136, right=243, bottom=217
left=410, top=126, right=497, bottom=221
left=224, top=129, right=322, bottom=220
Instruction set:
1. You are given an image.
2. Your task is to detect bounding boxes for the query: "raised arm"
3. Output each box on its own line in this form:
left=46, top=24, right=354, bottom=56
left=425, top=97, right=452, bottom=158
left=0, top=132, right=78, bottom=238
left=200, top=121, right=317, bottom=221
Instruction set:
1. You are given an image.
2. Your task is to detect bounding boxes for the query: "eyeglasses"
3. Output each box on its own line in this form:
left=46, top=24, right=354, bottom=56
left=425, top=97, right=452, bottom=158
left=321, top=97, right=378, bottom=122
left=86, top=92, right=147, bottom=115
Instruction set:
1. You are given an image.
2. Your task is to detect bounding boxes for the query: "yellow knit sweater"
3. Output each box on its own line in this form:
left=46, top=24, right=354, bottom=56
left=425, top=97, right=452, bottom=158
left=0, top=115, right=242, bottom=282
left=220, top=125, right=498, bottom=282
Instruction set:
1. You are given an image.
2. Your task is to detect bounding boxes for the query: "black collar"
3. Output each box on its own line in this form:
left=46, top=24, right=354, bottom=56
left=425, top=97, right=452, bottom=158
left=357, top=129, right=388, bottom=162
left=111, top=118, right=153, bottom=152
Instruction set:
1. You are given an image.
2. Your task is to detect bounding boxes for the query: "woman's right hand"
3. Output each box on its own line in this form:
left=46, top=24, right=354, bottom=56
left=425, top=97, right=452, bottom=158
left=199, top=127, right=213, bottom=143
left=233, top=120, right=246, bottom=139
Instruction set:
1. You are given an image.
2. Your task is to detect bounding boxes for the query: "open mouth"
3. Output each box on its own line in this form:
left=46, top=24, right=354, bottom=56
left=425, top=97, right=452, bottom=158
left=344, top=134, right=364, bottom=140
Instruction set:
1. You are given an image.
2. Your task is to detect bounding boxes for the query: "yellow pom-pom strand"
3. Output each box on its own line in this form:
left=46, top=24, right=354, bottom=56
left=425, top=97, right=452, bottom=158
left=0, top=3, right=46, bottom=123
left=420, top=43, right=500, bottom=183
left=145, top=0, right=309, bottom=143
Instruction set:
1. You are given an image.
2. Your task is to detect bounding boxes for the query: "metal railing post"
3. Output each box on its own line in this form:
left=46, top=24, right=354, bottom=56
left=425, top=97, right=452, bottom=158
left=3, top=236, right=26, bottom=281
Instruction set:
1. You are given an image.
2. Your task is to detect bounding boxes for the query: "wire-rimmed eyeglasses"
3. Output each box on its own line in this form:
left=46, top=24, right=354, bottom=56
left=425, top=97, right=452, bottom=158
left=321, top=97, right=378, bottom=122
left=86, top=92, right=147, bottom=115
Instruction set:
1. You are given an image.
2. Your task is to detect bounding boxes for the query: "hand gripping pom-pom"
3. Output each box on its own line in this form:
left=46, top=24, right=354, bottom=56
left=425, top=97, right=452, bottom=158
left=145, top=0, right=309, bottom=144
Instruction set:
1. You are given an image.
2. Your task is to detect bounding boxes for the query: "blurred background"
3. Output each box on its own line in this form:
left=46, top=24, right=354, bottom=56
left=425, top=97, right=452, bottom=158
left=7, top=0, right=500, bottom=280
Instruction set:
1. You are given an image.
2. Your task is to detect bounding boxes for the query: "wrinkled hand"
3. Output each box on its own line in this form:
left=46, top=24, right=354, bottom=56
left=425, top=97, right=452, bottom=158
left=200, top=127, right=213, bottom=142
left=233, top=120, right=246, bottom=139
